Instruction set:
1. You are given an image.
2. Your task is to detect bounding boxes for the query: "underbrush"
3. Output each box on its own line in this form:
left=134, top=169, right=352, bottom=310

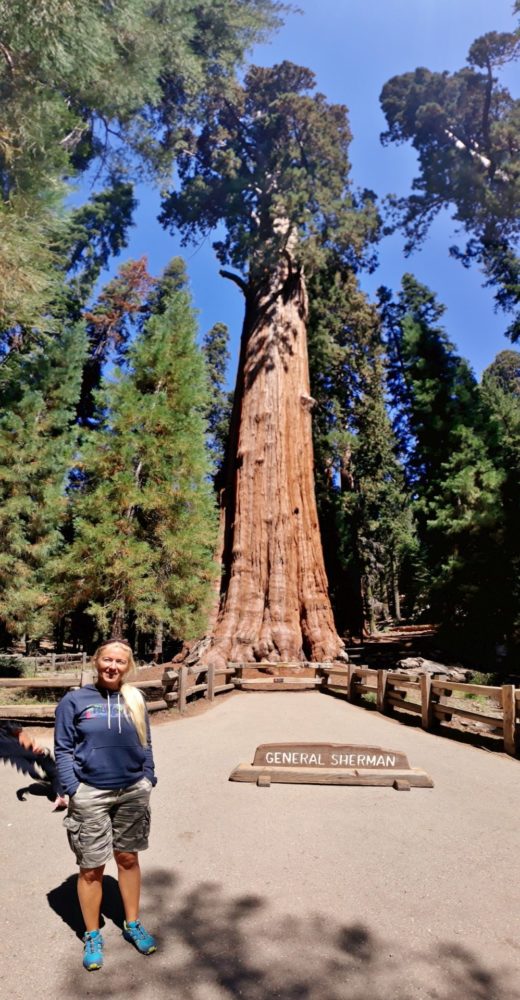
left=0, top=688, right=58, bottom=707
left=0, top=655, right=37, bottom=678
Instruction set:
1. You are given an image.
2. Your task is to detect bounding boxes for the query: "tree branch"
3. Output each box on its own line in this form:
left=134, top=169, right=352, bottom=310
left=219, top=270, right=248, bottom=295
left=0, top=42, right=15, bottom=75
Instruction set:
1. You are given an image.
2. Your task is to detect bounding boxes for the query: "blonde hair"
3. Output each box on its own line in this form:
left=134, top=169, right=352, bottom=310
left=93, top=641, right=147, bottom=747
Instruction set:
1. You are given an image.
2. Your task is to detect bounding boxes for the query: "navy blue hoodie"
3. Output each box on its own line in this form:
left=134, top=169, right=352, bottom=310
left=54, top=684, right=157, bottom=797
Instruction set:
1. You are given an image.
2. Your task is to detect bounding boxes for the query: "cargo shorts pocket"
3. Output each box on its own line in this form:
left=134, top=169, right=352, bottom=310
left=63, top=812, right=112, bottom=866
left=140, top=806, right=151, bottom=842
left=62, top=815, right=81, bottom=857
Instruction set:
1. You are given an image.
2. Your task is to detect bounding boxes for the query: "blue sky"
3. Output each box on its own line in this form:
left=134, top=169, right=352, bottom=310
left=90, top=0, right=518, bottom=382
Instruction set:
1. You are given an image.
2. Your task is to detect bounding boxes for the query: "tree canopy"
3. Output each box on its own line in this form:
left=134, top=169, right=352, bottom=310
left=380, top=24, right=520, bottom=338
left=0, top=0, right=285, bottom=330
left=160, top=60, right=379, bottom=279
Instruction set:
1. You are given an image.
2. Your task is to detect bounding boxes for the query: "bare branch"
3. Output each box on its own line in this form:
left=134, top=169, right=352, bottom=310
left=219, top=270, right=248, bottom=295
left=444, top=127, right=509, bottom=182
left=0, top=41, right=15, bottom=74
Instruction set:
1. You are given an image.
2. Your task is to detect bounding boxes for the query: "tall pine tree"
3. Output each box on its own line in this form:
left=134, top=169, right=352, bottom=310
left=381, top=275, right=505, bottom=654
left=308, top=266, right=412, bottom=636
left=0, top=322, right=87, bottom=646
left=63, top=260, right=217, bottom=651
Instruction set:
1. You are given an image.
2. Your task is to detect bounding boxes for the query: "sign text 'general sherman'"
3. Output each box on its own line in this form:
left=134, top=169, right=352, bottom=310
left=253, top=743, right=410, bottom=770
left=229, top=742, right=434, bottom=789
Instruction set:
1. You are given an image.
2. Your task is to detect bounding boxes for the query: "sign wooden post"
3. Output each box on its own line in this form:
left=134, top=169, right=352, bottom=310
left=229, top=743, right=434, bottom=790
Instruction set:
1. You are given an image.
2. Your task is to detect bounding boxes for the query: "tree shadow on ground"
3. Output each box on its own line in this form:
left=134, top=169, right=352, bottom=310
left=55, top=868, right=520, bottom=1000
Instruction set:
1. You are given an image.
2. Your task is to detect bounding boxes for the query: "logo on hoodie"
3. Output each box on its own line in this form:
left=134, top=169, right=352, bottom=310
left=84, top=703, right=124, bottom=720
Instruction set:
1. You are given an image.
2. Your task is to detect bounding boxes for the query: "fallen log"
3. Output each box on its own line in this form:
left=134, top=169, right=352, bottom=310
left=395, top=657, right=472, bottom=681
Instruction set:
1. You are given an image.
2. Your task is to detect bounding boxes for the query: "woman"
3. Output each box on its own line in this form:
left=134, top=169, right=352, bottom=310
left=55, top=640, right=157, bottom=972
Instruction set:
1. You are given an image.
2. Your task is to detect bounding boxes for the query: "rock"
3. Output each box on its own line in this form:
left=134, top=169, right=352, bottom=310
left=395, top=657, right=473, bottom=681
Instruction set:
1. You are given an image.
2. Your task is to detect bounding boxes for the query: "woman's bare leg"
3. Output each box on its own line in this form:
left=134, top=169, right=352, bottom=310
left=114, top=850, right=140, bottom=923
left=78, top=866, right=105, bottom=931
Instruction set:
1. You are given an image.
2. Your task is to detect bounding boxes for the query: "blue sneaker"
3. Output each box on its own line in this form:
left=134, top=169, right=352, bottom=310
left=82, top=930, right=104, bottom=971
left=123, top=919, right=157, bottom=955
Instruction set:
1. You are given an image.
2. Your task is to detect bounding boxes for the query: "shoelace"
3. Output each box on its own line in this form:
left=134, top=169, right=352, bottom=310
left=129, top=921, right=148, bottom=940
left=85, top=933, right=102, bottom=953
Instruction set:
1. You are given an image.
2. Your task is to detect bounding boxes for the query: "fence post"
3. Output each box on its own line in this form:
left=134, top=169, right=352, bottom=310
left=162, top=668, right=178, bottom=709
left=80, top=668, right=91, bottom=687
left=178, top=665, right=188, bottom=713
left=50, top=653, right=56, bottom=671
left=502, top=684, right=517, bottom=756
left=206, top=664, right=215, bottom=702
left=376, top=670, right=388, bottom=713
left=420, top=672, right=432, bottom=729
left=82, top=652, right=87, bottom=667
left=347, top=664, right=356, bottom=701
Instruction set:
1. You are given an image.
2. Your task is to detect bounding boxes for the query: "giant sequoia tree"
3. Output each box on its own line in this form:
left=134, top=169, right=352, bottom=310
left=380, top=24, right=520, bottom=338
left=161, top=62, right=378, bottom=666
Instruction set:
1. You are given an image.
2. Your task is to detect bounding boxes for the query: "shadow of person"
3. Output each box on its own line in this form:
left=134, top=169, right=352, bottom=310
left=47, top=873, right=125, bottom=940
left=47, top=875, right=84, bottom=939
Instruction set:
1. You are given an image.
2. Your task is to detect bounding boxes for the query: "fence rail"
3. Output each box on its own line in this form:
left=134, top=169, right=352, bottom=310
left=1, top=659, right=518, bottom=757
left=322, top=665, right=518, bottom=756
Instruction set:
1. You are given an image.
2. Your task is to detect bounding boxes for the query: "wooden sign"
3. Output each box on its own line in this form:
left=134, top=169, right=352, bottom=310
left=229, top=742, right=433, bottom=790
left=253, top=743, right=410, bottom=768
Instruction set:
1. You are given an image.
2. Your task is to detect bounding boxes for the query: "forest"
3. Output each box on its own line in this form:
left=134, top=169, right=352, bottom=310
left=0, top=1, right=519, bottom=672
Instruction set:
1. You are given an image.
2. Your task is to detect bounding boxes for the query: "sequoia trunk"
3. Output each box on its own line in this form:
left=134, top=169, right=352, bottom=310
left=207, top=260, right=343, bottom=667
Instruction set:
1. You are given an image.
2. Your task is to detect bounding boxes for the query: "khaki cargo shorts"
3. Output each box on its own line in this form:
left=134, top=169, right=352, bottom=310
left=63, top=777, right=152, bottom=868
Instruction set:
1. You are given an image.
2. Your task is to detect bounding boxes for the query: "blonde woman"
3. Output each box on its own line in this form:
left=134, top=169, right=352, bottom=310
left=54, top=640, right=157, bottom=972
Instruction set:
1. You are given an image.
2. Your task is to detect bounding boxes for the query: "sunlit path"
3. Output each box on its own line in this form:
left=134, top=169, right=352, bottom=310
left=1, top=692, right=519, bottom=999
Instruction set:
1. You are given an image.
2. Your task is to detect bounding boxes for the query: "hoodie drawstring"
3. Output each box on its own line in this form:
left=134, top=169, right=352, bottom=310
left=106, top=690, right=121, bottom=732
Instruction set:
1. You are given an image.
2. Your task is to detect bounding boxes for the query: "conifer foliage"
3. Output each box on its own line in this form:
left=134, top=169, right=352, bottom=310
left=0, top=323, right=87, bottom=645
left=160, top=62, right=379, bottom=665
left=64, top=260, right=217, bottom=648
left=0, top=0, right=284, bottom=330
left=308, top=267, right=411, bottom=635
left=380, top=275, right=512, bottom=655
left=380, top=23, right=520, bottom=338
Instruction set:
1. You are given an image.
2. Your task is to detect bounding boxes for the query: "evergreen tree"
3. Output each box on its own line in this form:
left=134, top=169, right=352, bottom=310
left=61, top=180, right=138, bottom=316
left=480, top=349, right=520, bottom=655
left=308, top=266, right=412, bottom=635
left=78, top=257, right=155, bottom=425
left=64, top=260, right=217, bottom=649
left=381, top=275, right=505, bottom=651
left=348, top=352, right=413, bottom=632
left=380, top=20, right=520, bottom=338
left=482, top=349, right=520, bottom=397
left=0, top=0, right=284, bottom=330
left=159, top=61, right=379, bottom=666
left=201, top=322, right=233, bottom=483
left=0, top=322, right=86, bottom=645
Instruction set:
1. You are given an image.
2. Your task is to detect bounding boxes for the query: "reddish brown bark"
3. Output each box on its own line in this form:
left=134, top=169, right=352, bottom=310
left=204, top=258, right=343, bottom=668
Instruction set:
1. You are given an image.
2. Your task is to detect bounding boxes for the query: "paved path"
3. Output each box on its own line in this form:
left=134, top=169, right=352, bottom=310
left=1, top=691, right=520, bottom=1000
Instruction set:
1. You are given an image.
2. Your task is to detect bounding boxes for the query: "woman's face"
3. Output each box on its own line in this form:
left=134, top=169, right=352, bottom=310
left=96, top=643, right=130, bottom=691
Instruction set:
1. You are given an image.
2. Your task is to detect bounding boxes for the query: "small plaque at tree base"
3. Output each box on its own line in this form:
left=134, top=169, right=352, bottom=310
left=229, top=742, right=433, bottom=790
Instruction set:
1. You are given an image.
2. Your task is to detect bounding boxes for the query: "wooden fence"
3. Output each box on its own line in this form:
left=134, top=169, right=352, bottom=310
left=34, top=653, right=87, bottom=673
left=0, top=663, right=236, bottom=720
left=0, top=660, right=518, bottom=757
left=322, top=664, right=519, bottom=757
